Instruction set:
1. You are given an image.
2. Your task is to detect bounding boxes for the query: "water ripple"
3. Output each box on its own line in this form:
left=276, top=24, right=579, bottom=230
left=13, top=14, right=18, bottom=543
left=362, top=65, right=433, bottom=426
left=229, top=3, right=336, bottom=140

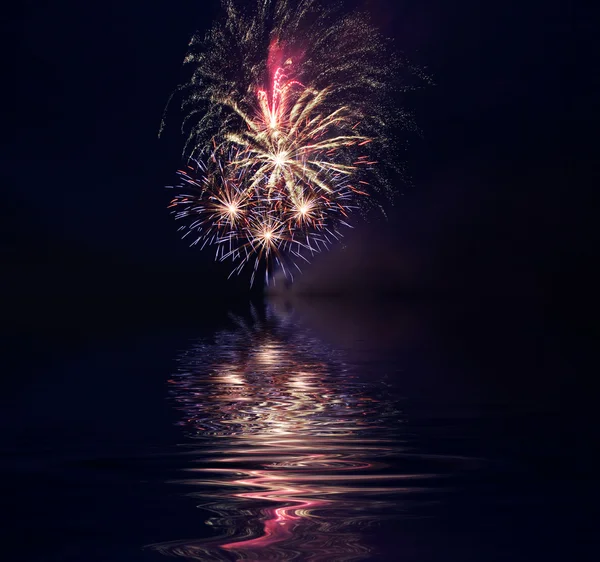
left=148, top=307, right=466, bottom=561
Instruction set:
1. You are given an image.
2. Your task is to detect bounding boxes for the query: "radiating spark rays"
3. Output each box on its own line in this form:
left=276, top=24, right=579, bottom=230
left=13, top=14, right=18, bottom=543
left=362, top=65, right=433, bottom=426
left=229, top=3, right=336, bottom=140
left=161, top=0, right=427, bottom=284
left=169, top=139, right=353, bottom=283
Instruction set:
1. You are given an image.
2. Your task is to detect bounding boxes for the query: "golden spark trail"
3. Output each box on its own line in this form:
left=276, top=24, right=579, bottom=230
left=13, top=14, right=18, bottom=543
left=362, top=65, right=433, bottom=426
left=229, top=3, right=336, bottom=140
left=161, top=0, right=427, bottom=285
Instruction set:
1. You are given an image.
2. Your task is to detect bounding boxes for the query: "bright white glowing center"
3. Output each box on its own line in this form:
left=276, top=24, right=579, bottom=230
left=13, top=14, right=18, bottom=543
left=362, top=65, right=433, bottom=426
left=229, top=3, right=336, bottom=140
left=274, top=152, right=287, bottom=166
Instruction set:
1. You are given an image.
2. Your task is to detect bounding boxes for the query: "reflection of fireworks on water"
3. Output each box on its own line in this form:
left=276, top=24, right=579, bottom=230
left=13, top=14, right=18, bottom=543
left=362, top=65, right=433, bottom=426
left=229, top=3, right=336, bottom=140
left=146, top=306, right=438, bottom=561
left=163, top=0, right=427, bottom=284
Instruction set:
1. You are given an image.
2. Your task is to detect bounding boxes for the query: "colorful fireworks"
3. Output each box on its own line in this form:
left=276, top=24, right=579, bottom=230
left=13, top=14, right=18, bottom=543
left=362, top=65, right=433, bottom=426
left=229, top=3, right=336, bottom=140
left=163, top=0, right=424, bottom=284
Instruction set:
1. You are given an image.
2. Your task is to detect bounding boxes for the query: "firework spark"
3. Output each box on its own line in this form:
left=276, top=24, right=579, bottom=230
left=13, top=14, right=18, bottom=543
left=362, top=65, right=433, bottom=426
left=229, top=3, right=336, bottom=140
left=163, top=0, right=425, bottom=285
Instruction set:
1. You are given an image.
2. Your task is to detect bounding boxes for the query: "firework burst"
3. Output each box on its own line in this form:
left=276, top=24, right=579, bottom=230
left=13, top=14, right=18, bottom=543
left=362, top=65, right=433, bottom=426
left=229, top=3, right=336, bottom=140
left=163, top=0, right=426, bottom=285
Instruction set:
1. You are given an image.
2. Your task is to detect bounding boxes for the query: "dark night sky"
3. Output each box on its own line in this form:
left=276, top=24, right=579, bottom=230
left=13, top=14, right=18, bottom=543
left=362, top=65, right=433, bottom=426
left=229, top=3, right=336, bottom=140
left=2, top=6, right=597, bottom=560
left=2, top=0, right=595, bottom=303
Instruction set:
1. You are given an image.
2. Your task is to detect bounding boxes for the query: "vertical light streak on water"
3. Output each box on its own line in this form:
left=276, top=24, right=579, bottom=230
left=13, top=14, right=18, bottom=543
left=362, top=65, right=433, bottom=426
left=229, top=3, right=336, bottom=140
left=149, top=306, right=439, bottom=561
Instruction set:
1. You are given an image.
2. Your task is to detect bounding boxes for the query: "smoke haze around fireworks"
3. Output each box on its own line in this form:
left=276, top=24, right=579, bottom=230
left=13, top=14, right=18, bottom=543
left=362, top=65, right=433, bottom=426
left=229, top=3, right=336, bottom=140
left=162, top=0, right=427, bottom=285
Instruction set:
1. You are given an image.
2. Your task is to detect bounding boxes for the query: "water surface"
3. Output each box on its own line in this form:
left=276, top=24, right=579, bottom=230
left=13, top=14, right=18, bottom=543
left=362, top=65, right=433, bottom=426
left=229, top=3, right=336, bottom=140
left=149, top=305, right=474, bottom=560
left=2, top=297, right=593, bottom=561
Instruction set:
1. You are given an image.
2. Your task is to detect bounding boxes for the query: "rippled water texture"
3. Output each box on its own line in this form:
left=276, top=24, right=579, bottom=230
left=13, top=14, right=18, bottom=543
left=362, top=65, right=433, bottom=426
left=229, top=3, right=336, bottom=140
left=148, top=306, right=467, bottom=561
